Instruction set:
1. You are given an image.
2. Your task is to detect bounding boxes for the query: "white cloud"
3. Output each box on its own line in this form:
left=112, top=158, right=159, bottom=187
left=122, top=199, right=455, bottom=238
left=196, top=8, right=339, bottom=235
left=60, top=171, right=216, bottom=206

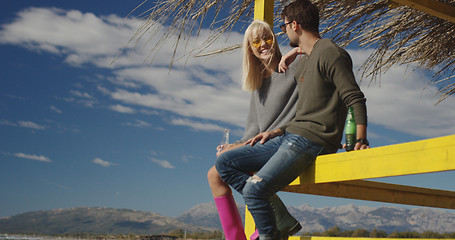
left=140, top=109, right=160, bottom=115
left=2, top=6, right=454, bottom=139
left=0, top=7, right=140, bottom=67
left=50, top=105, right=63, bottom=114
left=14, top=153, right=52, bottom=162
left=0, top=7, right=249, bottom=130
left=18, top=121, right=45, bottom=130
left=150, top=158, right=175, bottom=169
left=70, top=90, right=93, bottom=99
left=0, top=119, right=16, bottom=127
left=0, top=120, right=46, bottom=130
left=124, top=119, right=151, bottom=128
left=110, top=104, right=135, bottom=113
left=66, top=90, right=98, bottom=108
left=182, top=154, right=193, bottom=163
left=349, top=48, right=455, bottom=138
left=170, top=118, right=225, bottom=132
left=93, top=158, right=115, bottom=167
left=108, top=66, right=249, bottom=127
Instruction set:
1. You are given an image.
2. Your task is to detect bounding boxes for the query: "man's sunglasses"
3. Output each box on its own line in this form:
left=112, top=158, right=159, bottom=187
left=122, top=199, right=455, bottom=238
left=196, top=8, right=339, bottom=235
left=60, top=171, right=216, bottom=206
left=280, top=22, right=292, bottom=33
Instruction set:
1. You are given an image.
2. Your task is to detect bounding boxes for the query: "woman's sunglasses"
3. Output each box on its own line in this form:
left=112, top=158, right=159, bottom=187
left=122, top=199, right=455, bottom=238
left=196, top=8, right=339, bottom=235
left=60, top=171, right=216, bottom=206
left=251, top=35, right=274, bottom=48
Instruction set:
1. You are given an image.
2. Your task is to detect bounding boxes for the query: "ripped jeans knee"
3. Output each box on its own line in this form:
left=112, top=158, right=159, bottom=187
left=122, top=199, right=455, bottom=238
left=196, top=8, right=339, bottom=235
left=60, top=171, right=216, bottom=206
left=247, top=174, right=263, bottom=184
left=243, top=174, right=274, bottom=205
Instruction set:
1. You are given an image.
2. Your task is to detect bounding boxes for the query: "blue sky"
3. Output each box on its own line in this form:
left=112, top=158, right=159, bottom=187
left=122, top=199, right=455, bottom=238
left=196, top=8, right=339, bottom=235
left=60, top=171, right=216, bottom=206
left=1, top=0, right=455, bottom=219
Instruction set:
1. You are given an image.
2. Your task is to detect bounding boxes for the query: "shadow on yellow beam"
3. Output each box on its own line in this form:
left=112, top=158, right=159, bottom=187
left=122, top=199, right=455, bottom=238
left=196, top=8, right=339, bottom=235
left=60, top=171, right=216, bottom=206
left=283, top=179, right=455, bottom=209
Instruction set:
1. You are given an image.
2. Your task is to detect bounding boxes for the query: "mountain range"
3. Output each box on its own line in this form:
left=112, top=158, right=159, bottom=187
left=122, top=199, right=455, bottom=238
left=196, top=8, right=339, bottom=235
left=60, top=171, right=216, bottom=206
left=1, top=203, right=455, bottom=234
left=0, top=207, right=217, bottom=234
left=178, top=203, right=455, bottom=233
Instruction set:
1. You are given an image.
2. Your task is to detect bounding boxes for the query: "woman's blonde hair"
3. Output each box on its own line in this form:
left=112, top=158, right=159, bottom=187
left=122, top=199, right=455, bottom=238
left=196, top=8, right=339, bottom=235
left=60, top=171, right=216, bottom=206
left=241, top=20, right=282, bottom=92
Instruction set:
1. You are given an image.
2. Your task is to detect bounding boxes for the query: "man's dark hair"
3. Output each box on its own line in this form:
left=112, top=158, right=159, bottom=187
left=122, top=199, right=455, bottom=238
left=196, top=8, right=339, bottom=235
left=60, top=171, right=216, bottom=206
left=281, top=0, right=320, bottom=34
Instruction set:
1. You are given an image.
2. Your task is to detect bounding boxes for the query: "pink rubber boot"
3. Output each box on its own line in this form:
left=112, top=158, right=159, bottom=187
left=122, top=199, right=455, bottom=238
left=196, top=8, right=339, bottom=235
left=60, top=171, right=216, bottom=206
left=215, top=195, right=247, bottom=240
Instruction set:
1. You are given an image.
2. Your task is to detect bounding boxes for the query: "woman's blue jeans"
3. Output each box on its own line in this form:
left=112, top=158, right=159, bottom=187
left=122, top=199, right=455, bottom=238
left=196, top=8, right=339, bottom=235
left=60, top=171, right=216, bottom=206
left=216, top=133, right=324, bottom=240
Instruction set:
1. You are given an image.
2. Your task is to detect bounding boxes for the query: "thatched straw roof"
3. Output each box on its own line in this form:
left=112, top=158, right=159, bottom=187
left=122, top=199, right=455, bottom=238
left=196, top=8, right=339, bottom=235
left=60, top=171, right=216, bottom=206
left=129, top=0, right=455, bottom=103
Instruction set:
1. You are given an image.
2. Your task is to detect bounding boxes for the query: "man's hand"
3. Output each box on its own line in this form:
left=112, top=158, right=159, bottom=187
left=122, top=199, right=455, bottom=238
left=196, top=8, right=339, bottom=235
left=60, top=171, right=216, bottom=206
left=342, top=142, right=370, bottom=151
left=354, top=140, right=370, bottom=151
left=278, top=47, right=304, bottom=73
left=355, top=124, right=369, bottom=150
left=244, top=129, right=284, bottom=146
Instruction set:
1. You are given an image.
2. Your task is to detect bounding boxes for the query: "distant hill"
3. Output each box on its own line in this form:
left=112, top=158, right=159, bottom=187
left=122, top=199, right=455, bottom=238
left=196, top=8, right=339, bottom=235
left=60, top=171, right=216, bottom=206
left=177, top=202, right=246, bottom=229
left=0, top=207, right=217, bottom=234
left=1, top=204, right=455, bottom=234
left=178, top=203, right=455, bottom=234
left=288, top=204, right=455, bottom=233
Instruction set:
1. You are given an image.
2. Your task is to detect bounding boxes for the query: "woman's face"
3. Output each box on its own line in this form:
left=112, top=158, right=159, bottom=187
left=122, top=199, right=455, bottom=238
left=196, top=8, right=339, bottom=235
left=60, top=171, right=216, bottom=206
left=249, top=30, right=275, bottom=61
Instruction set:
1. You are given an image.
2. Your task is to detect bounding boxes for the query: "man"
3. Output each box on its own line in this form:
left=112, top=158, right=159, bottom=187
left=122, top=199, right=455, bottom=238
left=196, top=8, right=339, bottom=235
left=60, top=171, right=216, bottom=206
left=215, top=1, right=369, bottom=239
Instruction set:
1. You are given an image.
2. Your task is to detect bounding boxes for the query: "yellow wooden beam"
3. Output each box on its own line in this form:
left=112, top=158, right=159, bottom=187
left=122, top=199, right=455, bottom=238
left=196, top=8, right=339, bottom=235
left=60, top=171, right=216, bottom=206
left=389, top=0, right=455, bottom=23
left=283, top=180, right=455, bottom=209
left=244, top=205, right=256, bottom=238
left=290, top=134, right=455, bottom=185
left=254, top=0, right=274, bottom=26
left=245, top=136, right=455, bottom=236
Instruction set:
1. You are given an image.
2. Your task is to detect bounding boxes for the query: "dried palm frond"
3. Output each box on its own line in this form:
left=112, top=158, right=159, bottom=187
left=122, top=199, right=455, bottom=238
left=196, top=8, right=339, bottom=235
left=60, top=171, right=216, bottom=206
left=128, top=0, right=256, bottom=69
left=314, top=0, right=455, bottom=103
left=128, top=0, right=455, bottom=102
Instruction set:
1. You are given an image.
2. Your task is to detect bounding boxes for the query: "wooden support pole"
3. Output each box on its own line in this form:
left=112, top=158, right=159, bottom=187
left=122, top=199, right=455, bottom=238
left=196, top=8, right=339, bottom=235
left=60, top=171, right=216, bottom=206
left=244, top=205, right=256, bottom=238
left=254, top=0, right=274, bottom=26
left=246, top=1, right=275, bottom=236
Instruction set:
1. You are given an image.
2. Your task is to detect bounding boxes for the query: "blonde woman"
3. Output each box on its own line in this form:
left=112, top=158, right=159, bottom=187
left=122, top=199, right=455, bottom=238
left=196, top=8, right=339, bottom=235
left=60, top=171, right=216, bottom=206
left=207, top=20, right=301, bottom=240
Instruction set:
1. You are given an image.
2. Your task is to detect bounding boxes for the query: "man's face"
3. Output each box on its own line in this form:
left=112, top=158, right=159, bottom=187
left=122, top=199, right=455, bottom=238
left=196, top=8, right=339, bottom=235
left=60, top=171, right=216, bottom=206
left=283, top=17, right=299, bottom=48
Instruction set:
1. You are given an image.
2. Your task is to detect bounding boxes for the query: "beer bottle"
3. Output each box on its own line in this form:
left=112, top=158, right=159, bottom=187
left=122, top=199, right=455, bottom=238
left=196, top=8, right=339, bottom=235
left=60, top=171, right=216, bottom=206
left=345, top=106, right=356, bottom=151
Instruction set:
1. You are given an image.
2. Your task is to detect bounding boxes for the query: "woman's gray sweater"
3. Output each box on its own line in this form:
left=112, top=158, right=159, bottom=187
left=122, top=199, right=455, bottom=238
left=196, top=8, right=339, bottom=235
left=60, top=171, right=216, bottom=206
left=240, top=62, right=298, bottom=142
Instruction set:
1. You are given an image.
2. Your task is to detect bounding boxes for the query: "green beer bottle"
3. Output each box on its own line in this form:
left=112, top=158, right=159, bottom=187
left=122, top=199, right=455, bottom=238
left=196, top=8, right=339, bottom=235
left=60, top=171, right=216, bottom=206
left=345, top=106, right=356, bottom=151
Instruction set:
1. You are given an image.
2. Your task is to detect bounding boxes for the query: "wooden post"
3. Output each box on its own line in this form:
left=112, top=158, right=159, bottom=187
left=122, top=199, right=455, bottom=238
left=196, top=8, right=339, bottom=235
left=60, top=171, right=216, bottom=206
left=245, top=1, right=275, bottom=237
left=254, top=0, right=274, bottom=26
left=244, top=205, right=256, bottom=238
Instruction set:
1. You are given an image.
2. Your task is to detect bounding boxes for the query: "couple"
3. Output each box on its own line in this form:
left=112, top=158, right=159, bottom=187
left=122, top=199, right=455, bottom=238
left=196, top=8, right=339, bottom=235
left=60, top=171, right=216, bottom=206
left=208, top=0, right=369, bottom=239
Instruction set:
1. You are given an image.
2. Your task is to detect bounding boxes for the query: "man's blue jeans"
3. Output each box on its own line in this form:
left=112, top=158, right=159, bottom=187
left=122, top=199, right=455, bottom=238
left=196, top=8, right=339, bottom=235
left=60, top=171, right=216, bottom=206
left=216, top=133, right=324, bottom=240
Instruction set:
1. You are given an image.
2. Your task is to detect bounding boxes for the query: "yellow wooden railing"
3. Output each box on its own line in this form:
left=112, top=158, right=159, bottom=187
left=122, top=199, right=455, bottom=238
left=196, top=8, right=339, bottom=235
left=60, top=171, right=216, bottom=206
left=244, top=134, right=455, bottom=239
